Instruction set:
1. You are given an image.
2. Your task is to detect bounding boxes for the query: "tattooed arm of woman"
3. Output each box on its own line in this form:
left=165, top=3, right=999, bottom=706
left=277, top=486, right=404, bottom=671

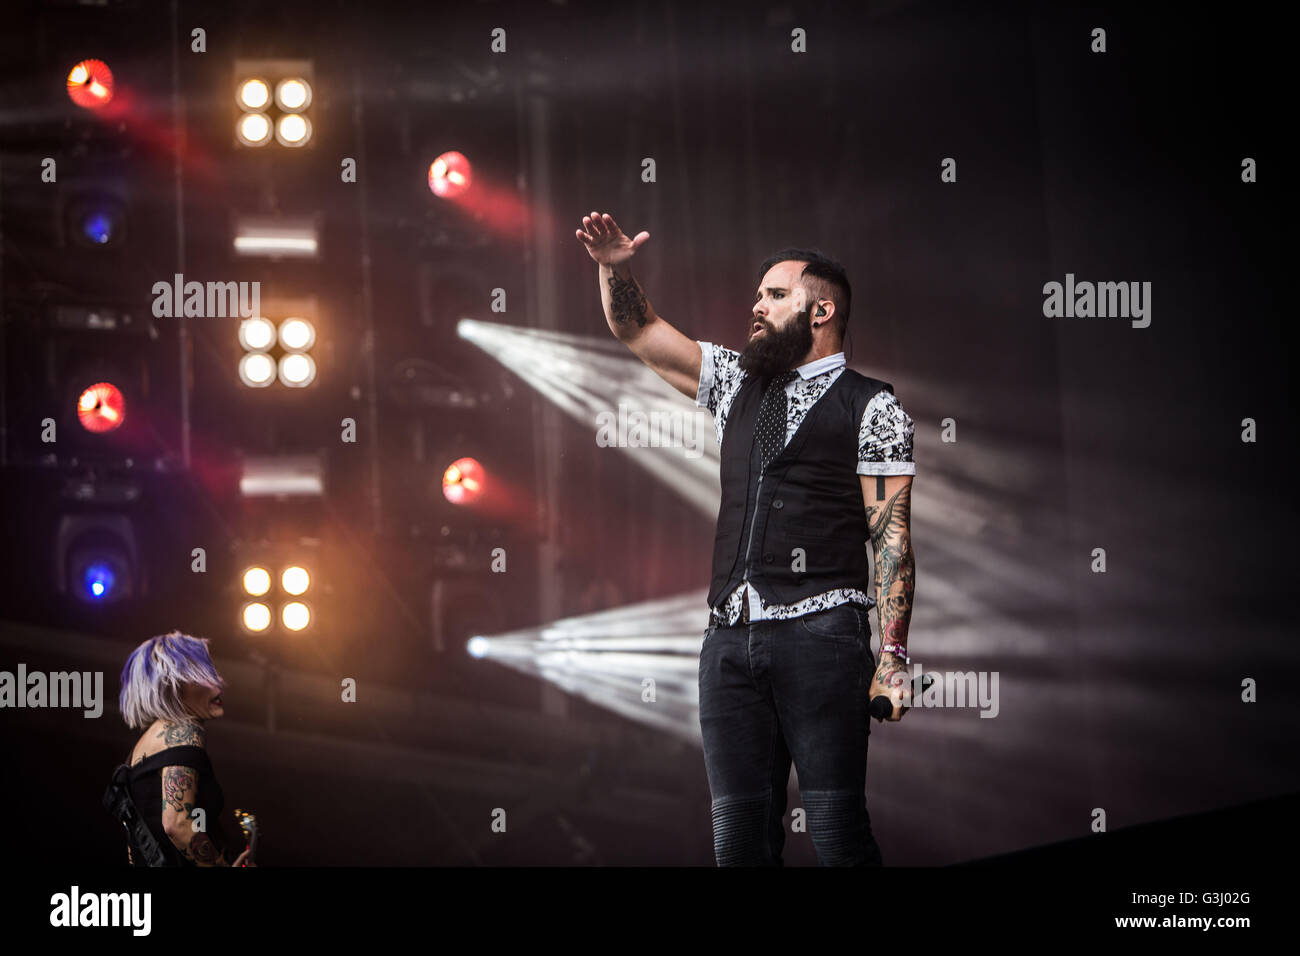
left=157, top=721, right=230, bottom=866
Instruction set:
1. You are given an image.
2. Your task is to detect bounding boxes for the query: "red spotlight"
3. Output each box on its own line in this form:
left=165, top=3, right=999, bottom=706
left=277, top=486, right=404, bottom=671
left=442, top=457, right=485, bottom=505
left=428, top=151, right=472, bottom=199
left=67, top=59, right=115, bottom=109
left=77, top=382, right=126, bottom=434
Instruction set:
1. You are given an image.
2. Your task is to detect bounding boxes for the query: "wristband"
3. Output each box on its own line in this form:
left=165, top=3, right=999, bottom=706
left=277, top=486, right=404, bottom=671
left=880, top=642, right=910, bottom=664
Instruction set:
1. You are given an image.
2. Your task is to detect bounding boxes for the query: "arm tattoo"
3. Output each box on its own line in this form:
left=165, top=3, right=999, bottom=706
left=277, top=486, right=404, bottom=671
left=866, top=482, right=915, bottom=653
left=162, top=720, right=206, bottom=747
left=186, top=832, right=222, bottom=865
left=607, top=271, right=648, bottom=328
left=163, top=773, right=227, bottom=865
left=874, top=660, right=910, bottom=688
left=866, top=482, right=908, bottom=549
left=162, top=766, right=196, bottom=812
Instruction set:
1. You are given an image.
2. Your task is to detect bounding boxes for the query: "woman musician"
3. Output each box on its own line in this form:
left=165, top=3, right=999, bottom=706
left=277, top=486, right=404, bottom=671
left=115, top=631, right=255, bottom=867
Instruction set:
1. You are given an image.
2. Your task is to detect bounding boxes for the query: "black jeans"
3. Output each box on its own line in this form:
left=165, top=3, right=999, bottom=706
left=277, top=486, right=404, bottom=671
left=698, top=600, right=884, bottom=866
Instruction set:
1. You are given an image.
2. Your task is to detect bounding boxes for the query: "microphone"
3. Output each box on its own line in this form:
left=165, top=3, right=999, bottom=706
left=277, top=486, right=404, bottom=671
left=869, top=672, right=935, bottom=720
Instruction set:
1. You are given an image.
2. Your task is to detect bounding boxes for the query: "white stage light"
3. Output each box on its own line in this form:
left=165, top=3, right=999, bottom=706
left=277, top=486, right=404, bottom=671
left=457, top=318, right=721, bottom=516
left=239, top=352, right=276, bottom=388
left=275, top=78, right=311, bottom=111
left=239, top=454, right=324, bottom=497
left=239, top=316, right=276, bottom=352
left=465, top=590, right=714, bottom=744
left=233, top=216, right=319, bottom=259
left=278, top=352, right=316, bottom=387
left=275, top=113, right=311, bottom=147
left=237, top=112, right=272, bottom=147
left=237, top=78, right=270, bottom=110
left=278, top=317, right=315, bottom=351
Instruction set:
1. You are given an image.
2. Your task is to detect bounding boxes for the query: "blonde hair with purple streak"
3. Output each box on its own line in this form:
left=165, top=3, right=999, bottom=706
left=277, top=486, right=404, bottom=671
left=118, top=630, right=225, bottom=729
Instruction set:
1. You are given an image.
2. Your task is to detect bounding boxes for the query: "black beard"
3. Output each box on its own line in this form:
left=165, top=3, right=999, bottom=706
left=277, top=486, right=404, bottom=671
left=739, top=307, right=813, bottom=378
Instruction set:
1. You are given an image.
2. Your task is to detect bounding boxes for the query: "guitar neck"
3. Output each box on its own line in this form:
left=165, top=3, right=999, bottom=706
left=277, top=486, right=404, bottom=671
left=234, top=810, right=258, bottom=862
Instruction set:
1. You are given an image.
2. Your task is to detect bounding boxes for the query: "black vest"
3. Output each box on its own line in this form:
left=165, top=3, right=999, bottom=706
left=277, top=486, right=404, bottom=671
left=708, top=366, right=894, bottom=611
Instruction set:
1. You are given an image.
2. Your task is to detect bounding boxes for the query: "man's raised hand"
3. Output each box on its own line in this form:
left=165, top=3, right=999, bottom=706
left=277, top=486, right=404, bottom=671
left=576, top=211, right=649, bottom=266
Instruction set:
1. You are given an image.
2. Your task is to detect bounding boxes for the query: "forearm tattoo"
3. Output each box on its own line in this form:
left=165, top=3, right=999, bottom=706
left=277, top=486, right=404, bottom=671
left=873, top=658, right=911, bottom=690
left=185, top=831, right=223, bottom=865
left=161, top=768, right=225, bottom=865
left=866, top=482, right=915, bottom=654
left=162, top=766, right=196, bottom=812
left=607, top=271, right=648, bottom=328
left=160, top=719, right=205, bottom=747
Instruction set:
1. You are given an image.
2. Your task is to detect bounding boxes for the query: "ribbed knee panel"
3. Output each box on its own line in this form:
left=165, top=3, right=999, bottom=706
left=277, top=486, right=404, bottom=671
left=802, top=789, right=881, bottom=866
left=710, top=792, right=774, bottom=866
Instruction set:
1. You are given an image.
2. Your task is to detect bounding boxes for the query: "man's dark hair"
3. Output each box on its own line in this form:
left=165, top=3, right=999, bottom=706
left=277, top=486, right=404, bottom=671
left=758, top=247, right=852, bottom=335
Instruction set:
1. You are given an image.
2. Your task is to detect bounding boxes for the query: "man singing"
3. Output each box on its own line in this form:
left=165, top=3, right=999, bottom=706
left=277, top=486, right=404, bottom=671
left=577, top=211, right=917, bottom=866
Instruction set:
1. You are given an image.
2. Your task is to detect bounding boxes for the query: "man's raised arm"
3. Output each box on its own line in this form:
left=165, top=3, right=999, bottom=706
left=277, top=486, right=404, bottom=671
left=576, top=210, right=701, bottom=400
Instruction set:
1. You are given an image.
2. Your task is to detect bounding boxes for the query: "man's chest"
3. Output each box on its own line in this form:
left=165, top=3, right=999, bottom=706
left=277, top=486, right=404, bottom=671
left=720, top=372, right=841, bottom=442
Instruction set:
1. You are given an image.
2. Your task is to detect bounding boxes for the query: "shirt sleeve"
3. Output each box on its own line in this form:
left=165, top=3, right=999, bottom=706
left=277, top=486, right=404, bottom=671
left=694, top=341, right=713, bottom=408
left=696, top=341, right=745, bottom=445
left=857, top=389, right=916, bottom=476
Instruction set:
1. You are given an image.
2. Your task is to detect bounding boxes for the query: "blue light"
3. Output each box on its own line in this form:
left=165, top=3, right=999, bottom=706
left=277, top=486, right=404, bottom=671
left=82, top=563, right=116, bottom=601
left=82, top=211, right=115, bottom=245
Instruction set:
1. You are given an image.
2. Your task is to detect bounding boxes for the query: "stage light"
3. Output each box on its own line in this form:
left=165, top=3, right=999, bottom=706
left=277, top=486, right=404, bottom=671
left=239, top=352, right=276, bottom=388
left=277, top=352, right=316, bottom=387
left=442, top=456, right=485, bottom=505
left=67, top=59, right=114, bottom=109
left=235, top=59, right=314, bottom=150
left=77, top=382, right=126, bottom=434
left=232, top=217, right=320, bottom=259
left=239, top=305, right=319, bottom=389
left=242, top=566, right=271, bottom=596
left=237, top=112, right=272, bottom=147
left=275, top=78, right=311, bottom=111
left=81, top=209, right=119, bottom=245
left=282, top=601, right=310, bottom=631
left=466, top=589, right=718, bottom=742
left=277, top=317, right=315, bottom=352
left=459, top=318, right=721, bottom=515
left=57, top=515, right=138, bottom=607
left=281, top=566, right=309, bottom=596
left=239, top=316, right=277, bottom=352
left=242, top=602, right=271, bottom=632
left=83, top=563, right=115, bottom=600
left=428, top=151, right=472, bottom=198
left=68, top=547, right=130, bottom=605
left=237, top=78, right=270, bottom=110
left=275, top=114, right=311, bottom=147
left=239, top=455, right=324, bottom=497
left=64, top=193, right=128, bottom=250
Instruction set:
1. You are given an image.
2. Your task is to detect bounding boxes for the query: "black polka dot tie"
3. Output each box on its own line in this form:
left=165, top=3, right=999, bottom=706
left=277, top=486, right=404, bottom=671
left=756, top=370, right=798, bottom=473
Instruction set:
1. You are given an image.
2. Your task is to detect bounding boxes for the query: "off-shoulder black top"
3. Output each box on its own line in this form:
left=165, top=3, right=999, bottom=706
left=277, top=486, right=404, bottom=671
left=124, top=745, right=228, bottom=866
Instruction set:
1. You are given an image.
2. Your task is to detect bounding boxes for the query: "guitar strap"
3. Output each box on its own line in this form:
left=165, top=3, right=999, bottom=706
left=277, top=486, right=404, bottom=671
left=102, top=761, right=176, bottom=867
